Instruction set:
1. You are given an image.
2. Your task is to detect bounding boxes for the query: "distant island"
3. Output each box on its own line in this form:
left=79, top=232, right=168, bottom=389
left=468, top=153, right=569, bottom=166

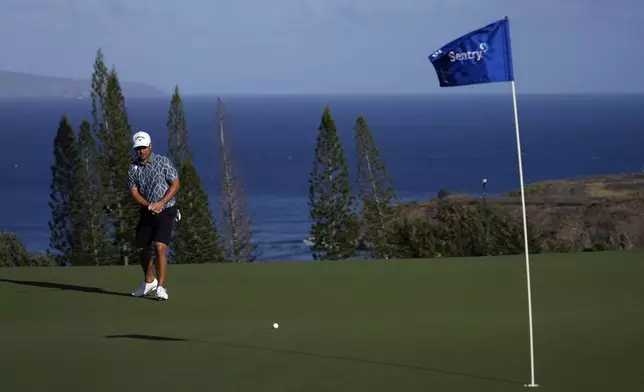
left=0, top=69, right=165, bottom=98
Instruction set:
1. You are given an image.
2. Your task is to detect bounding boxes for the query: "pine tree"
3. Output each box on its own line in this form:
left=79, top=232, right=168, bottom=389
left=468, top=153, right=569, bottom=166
left=172, top=162, right=224, bottom=263
left=167, top=85, right=192, bottom=170
left=354, top=115, right=397, bottom=259
left=47, top=114, right=79, bottom=266
left=90, top=50, right=109, bottom=135
left=90, top=49, right=137, bottom=265
left=103, top=68, right=138, bottom=266
left=308, top=106, right=358, bottom=260
left=166, top=86, right=224, bottom=263
left=71, top=120, right=109, bottom=265
left=89, top=49, right=117, bottom=263
left=217, top=98, right=256, bottom=262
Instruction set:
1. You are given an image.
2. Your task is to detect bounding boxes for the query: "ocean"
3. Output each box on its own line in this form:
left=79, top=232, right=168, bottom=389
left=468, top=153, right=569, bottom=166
left=1, top=93, right=643, bottom=261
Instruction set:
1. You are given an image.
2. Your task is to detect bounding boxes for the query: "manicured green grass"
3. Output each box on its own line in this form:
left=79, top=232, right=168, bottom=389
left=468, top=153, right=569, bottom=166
left=1, top=251, right=643, bottom=391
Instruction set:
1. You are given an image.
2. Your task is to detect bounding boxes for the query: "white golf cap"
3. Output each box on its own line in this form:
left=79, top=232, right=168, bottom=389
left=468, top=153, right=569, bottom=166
left=132, top=131, right=151, bottom=149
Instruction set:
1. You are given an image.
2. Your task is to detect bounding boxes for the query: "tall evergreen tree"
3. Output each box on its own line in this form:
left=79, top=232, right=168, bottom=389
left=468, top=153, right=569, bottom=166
left=172, top=162, right=224, bottom=263
left=90, top=50, right=109, bottom=137
left=90, top=49, right=137, bottom=265
left=354, top=115, right=397, bottom=259
left=47, top=114, right=79, bottom=266
left=71, top=120, right=109, bottom=266
left=217, top=98, right=256, bottom=262
left=104, top=68, right=138, bottom=266
left=308, top=106, right=358, bottom=260
left=167, top=85, right=192, bottom=170
left=89, top=49, right=116, bottom=263
left=166, top=86, right=224, bottom=263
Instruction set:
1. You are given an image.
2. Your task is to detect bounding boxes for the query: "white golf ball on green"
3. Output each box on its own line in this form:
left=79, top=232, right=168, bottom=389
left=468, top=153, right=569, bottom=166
left=273, top=322, right=279, bottom=329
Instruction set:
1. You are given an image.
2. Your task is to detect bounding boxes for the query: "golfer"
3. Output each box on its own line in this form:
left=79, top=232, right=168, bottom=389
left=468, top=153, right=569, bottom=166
left=127, top=131, right=180, bottom=300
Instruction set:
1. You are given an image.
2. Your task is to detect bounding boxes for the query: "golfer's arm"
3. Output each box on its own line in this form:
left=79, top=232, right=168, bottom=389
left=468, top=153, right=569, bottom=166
left=159, top=178, right=180, bottom=206
left=130, top=188, right=150, bottom=207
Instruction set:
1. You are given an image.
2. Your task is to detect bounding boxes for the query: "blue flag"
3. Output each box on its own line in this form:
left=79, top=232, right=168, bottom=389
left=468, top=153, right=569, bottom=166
left=428, top=17, right=514, bottom=87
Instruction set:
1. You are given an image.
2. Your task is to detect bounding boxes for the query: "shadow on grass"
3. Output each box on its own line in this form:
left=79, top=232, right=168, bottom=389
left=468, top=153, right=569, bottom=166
left=106, top=334, right=189, bottom=342
left=104, top=333, right=523, bottom=386
left=0, top=278, right=132, bottom=298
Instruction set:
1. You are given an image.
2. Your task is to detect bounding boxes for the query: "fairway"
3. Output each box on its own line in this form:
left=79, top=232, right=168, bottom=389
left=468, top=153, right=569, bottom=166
left=1, top=251, right=643, bottom=392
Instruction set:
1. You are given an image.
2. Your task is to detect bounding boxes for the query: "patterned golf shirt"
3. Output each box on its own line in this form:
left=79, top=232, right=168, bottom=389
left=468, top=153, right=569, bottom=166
left=127, top=152, right=179, bottom=209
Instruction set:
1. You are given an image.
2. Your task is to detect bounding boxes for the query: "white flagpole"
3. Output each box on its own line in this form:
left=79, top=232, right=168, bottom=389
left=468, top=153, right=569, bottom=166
left=511, top=80, right=538, bottom=388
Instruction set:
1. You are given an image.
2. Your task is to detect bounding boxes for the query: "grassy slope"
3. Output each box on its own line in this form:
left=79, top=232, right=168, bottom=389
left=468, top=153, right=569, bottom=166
left=398, top=173, right=644, bottom=253
left=1, top=251, right=643, bottom=392
left=406, top=173, right=644, bottom=208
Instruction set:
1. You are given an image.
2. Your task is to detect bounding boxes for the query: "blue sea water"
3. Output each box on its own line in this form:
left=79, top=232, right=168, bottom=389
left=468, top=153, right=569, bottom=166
left=1, top=93, right=643, bottom=261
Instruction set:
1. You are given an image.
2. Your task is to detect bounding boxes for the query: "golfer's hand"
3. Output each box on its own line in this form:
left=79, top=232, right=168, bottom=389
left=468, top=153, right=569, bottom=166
left=148, top=202, right=164, bottom=214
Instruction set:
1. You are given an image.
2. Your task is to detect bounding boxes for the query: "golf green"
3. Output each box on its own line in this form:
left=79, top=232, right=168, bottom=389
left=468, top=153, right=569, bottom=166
left=1, top=251, right=643, bottom=391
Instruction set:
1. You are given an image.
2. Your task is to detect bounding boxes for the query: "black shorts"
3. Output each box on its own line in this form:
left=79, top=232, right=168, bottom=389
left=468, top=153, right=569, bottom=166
left=135, top=206, right=178, bottom=248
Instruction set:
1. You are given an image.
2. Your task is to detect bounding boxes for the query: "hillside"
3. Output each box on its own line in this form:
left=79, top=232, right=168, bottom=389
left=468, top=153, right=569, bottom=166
left=0, top=70, right=165, bottom=98
left=399, top=172, right=644, bottom=253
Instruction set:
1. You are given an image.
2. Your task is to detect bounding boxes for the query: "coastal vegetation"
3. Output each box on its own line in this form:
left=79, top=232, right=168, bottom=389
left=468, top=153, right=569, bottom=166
left=2, top=50, right=642, bottom=266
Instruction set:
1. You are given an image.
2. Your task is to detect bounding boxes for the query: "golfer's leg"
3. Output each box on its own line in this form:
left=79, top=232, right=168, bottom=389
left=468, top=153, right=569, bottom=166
left=153, top=207, right=175, bottom=289
left=132, top=244, right=157, bottom=297
left=138, top=247, right=154, bottom=283
left=134, top=212, right=155, bottom=284
left=154, top=241, right=168, bottom=287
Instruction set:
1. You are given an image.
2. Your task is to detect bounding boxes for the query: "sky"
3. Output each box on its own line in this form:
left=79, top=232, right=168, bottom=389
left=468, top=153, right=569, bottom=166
left=0, top=0, right=642, bottom=95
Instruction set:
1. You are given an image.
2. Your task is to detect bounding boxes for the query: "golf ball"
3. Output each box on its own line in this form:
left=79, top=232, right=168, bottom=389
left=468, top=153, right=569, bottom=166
left=273, top=323, right=279, bottom=329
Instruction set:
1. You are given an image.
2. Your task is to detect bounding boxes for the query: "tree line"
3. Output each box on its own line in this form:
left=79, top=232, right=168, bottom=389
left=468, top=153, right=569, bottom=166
left=306, top=106, right=532, bottom=261
left=44, top=50, right=255, bottom=266
left=1, top=49, right=530, bottom=266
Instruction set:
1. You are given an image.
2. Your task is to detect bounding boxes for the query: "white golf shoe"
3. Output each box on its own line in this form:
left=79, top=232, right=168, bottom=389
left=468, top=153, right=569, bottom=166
left=155, top=286, right=168, bottom=301
left=132, top=278, right=158, bottom=297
